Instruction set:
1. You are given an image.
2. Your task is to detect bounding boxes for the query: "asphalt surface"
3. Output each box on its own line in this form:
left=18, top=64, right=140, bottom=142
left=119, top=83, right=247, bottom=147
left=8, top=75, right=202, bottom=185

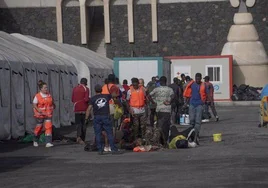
left=1, top=106, right=268, bottom=188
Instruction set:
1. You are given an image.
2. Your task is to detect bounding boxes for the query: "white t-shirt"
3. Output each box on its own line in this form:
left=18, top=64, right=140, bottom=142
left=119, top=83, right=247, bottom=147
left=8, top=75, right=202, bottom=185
left=127, top=88, right=146, bottom=114
left=33, top=92, right=48, bottom=104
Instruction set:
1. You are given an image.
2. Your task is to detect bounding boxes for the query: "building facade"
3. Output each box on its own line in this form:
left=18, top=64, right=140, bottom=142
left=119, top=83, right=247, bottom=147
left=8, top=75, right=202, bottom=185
left=0, top=0, right=268, bottom=86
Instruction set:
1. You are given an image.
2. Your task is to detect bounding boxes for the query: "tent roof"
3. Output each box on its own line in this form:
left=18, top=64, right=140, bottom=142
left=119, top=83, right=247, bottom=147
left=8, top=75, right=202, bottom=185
left=11, top=33, right=113, bottom=70
left=0, top=31, right=77, bottom=73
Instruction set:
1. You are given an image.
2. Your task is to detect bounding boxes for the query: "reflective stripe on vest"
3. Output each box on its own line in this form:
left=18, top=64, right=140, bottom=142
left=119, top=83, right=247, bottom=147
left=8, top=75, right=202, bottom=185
left=129, top=87, right=145, bottom=108
left=34, top=93, right=54, bottom=118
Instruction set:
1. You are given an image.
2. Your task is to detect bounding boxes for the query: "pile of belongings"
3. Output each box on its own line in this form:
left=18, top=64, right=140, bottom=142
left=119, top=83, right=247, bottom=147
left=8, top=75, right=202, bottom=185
left=232, top=84, right=262, bottom=101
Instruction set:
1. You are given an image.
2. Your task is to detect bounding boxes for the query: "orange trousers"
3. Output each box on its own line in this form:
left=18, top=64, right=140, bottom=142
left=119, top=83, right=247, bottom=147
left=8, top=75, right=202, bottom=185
left=34, top=118, right=52, bottom=136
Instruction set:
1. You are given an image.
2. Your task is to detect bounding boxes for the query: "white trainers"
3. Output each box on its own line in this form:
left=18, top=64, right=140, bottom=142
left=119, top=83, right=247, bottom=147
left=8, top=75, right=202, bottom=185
left=104, top=146, right=112, bottom=152
left=188, top=142, right=197, bottom=148
left=33, top=141, right=39, bottom=147
left=202, top=119, right=210, bottom=123
left=45, top=143, right=54, bottom=148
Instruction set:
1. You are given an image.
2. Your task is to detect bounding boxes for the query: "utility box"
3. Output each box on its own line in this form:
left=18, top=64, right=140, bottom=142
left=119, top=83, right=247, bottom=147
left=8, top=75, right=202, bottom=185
left=166, top=55, right=233, bottom=101
left=114, top=57, right=171, bottom=86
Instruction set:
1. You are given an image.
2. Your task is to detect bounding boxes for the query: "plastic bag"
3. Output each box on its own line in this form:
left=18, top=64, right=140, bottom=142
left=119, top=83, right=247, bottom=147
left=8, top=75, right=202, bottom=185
left=114, top=104, right=123, bottom=120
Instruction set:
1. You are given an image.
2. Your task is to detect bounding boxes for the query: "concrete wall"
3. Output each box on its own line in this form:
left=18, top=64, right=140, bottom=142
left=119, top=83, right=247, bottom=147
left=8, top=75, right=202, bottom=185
left=106, top=0, right=268, bottom=59
left=0, top=8, right=57, bottom=41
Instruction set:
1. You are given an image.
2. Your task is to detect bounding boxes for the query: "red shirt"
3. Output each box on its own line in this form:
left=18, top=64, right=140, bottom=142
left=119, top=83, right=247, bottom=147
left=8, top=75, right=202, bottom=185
left=72, top=84, right=90, bottom=112
left=123, top=84, right=130, bottom=92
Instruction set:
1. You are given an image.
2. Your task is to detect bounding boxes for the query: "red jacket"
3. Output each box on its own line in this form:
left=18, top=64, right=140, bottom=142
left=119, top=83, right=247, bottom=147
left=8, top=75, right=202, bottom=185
left=72, top=84, right=90, bottom=112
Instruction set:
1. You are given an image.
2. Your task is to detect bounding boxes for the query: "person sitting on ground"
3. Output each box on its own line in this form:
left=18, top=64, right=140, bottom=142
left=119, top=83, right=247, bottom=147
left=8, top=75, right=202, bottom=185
left=87, top=84, right=123, bottom=155
left=183, top=73, right=209, bottom=138
left=203, top=76, right=219, bottom=122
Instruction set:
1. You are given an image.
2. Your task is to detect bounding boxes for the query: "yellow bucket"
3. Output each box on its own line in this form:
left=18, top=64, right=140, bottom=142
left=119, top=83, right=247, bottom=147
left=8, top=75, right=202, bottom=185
left=213, top=133, right=222, bottom=142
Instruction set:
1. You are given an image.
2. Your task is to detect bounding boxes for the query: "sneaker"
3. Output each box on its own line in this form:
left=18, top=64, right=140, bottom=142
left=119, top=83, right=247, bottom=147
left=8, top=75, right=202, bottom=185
left=98, top=151, right=104, bottom=155
left=33, top=141, right=39, bottom=147
left=202, top=119, right=210, bottom=123
left=111, top=150, right=124, bottom=155
left=188, top=142, right=197, bottom=148
left=216, top=116, right=219, bottom=122
left=45, top=143, right=54, bottom=148
left=104, top=146, right=111, bottom=152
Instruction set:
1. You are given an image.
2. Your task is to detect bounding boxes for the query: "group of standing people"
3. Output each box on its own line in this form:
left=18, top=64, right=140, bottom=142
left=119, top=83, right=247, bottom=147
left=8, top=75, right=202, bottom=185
left=31, top=72, right=218, bottom=153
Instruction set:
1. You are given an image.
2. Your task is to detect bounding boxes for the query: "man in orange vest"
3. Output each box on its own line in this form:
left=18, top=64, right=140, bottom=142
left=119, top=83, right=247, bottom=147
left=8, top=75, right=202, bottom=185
left=203, top=76, right=219, bottom=122
left=184, top=73, right=209, bottom=137
left=102, top=74, right=120, bottom=120
left=127, top=77, right=147, bottom=141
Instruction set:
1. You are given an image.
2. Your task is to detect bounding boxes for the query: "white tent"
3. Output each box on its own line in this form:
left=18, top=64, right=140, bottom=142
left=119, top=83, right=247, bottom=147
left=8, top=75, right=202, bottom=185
left=12, top=34, right=113, bottom=96
left=0, top=31, right=114, bottom=140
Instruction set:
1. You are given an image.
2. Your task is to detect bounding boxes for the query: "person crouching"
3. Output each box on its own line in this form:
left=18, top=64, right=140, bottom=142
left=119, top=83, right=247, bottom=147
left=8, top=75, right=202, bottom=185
left=87, top=84, right=123, bottom=155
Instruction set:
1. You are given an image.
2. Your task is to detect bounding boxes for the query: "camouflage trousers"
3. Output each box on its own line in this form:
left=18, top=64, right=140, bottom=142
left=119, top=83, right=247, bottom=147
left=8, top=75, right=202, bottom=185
left=132, top=113, right=147, bottom=140
left=144, top=126, right=161, bottom=146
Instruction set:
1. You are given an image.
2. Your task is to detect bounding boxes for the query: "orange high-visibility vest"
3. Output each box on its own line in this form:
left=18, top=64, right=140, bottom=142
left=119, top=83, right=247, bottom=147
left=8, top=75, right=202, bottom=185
left=102, top=84, right=116, bottom=104
left=129, top=87, right=145, bottom=108
left=183, top=80, right=206, bottom=102
left=34, top=93, right=54, bottom=119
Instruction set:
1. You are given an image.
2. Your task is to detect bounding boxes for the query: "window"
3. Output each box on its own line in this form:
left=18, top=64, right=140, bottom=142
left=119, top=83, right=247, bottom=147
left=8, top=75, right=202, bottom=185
left=206, top=65, right=222, bottom=82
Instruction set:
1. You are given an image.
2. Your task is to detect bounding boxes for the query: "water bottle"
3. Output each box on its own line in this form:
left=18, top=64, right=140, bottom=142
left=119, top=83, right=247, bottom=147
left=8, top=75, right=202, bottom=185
left=180, top=114, right=186, bottom=125
left=185, top=114, right=190, bottom=124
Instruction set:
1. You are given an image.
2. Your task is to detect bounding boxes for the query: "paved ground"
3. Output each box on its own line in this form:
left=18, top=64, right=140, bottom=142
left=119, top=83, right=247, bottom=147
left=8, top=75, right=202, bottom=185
left=1, top=106, right=268, bottom=188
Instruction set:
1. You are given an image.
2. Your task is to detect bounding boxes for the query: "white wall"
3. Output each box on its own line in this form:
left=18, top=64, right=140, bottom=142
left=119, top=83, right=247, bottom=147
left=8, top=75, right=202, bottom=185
left=118, top=60, right=158, bottom=85
left=170, top=57, right=232, bottom=100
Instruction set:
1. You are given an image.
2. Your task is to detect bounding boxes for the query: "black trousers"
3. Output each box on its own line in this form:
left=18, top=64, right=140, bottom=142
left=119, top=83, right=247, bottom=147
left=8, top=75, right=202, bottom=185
left=157, top=112, right=171, bottom=145
left=150, top=108, right=156, bottom=127
left=75, top=113, right=87, bottom=141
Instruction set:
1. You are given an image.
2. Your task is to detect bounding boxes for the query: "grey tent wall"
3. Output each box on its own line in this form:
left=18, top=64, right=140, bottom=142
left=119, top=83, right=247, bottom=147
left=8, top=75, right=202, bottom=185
left=69, top=71, right=78, bottom=123
left=0, top=51, right=25, bottom=139
left=0, top=31, right=77, bottom=128
left=0, top=31, right=113, bottom=140
left=24, top=65, right=38, bottom=134
left=0, top=57, right=11, bottom=140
